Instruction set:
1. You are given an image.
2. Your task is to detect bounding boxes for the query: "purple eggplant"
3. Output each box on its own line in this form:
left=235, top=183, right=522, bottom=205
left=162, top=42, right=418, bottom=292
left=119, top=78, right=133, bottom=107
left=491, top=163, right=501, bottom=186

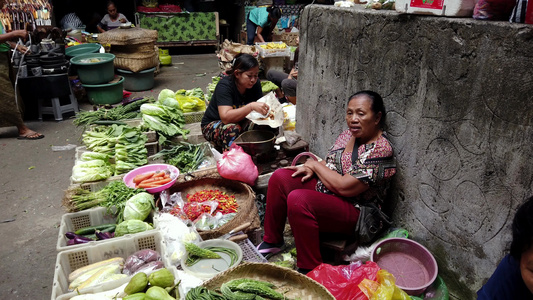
left=95, top=230, right=114, bottom=240
left=65, top=232, right=94, bottom=245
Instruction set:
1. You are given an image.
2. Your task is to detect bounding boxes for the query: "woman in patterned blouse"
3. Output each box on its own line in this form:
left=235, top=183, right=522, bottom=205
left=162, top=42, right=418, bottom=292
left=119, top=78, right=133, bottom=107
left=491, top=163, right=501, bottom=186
left=257, top=90, right=396, bottom=273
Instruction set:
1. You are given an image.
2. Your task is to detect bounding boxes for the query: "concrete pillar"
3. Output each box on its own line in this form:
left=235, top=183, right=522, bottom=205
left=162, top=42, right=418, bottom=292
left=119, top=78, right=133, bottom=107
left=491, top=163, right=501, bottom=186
left=297, top=4, right=533, bottom=298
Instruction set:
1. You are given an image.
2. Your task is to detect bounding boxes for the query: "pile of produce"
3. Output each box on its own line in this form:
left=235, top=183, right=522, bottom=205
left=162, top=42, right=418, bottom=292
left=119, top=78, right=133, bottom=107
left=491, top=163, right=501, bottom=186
left=67, top=250, right=177, bottom=299
left=206, top=76, right=221, bottom=100
left=174, top=88, right=207, bottom=112
left=65, top=223, right=116, bottom=245
left=169, top=189, right=238, bottom=230
left=133, top=169, right=173, bottom=189
left=141, top=91, right=190, bottom=145
left=115, top=127, right=148, bottom=174
left=71, top=152, right=114, bottom=183
left=73, top=98, right=153, bottom=127
left=186, top=278, right=288, bottom=300
left=150, top=142, right=206, bottom=173
left=184, top=242, right=239, bottom=268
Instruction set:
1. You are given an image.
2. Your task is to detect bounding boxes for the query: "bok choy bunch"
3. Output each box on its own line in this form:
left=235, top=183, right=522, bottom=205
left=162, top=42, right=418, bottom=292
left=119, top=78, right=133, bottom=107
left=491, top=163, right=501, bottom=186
left=71, top=152, right=114, bottom=183
left=141, top=102, right=189, bottom=145
left=115, top=127, right=148, bottom=175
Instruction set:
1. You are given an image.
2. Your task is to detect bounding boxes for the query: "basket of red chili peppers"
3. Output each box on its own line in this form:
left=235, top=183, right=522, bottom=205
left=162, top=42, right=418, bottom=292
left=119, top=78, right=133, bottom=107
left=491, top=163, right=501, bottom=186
left=166, top=177, right=258, bottom=240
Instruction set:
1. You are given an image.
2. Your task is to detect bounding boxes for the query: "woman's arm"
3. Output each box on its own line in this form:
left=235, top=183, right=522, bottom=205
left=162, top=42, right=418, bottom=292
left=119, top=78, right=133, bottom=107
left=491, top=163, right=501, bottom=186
left=305, top=160, right=370, bottom=198
left=255, top=26, right=266, bottom=43
left=0, top=30, right=27, bottom=44
left=218, top=102, right=269, bottom=124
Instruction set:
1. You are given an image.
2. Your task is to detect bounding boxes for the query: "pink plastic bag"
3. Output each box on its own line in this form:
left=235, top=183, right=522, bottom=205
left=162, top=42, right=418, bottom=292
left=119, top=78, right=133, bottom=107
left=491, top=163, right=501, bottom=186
left=217, top=144, right=258, bottom=186
left=307, top=261, right=381, bottom=300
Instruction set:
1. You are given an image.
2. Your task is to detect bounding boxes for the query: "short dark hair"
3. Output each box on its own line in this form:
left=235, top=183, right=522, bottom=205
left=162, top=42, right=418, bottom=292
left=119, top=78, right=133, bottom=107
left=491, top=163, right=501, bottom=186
left=348, top=90, right=386, bottom=128
left=510, top=196, right=533, bottom=260
left=227, top=53, right=258, bottom=77
left=267, top=6, right=282, bottom=19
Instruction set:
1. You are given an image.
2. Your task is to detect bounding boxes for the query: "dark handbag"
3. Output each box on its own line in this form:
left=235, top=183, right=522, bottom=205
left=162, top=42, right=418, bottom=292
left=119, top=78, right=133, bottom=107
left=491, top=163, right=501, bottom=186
left=355, top=203, right=392, bottom=245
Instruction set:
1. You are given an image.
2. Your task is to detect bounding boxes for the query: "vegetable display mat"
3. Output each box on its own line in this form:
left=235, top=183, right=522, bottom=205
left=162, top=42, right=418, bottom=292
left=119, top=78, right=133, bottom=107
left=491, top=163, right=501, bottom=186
left=202, top=262, right=336, bottom=299
left=51, top=230, right=171, bottom=300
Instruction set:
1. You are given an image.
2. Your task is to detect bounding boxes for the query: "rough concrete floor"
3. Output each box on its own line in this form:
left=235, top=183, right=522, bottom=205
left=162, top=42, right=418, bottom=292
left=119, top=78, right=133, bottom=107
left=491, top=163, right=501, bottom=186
left=0, top=52, right=223, bottom=299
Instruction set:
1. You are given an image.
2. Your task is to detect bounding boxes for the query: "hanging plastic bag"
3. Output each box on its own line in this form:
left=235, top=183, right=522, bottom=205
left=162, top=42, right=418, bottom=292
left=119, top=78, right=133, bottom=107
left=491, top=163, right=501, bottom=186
left=307, top=261, right=380, bottom=300
left=359, top=269, right=410, bottom=300
left=215, top=144, right=258, bottom=186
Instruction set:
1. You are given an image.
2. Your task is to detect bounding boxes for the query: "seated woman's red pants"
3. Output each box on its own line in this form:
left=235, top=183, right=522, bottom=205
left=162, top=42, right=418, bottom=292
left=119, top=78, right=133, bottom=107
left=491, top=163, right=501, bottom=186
left=263, top=168, right=360, bottom=270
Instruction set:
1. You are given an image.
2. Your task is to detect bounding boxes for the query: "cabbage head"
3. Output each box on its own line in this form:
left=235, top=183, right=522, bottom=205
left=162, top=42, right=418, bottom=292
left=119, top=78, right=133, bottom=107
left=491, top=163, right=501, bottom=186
left=160, top=97, right=180, bottom=109
left=158, top=89, right=175, bottom=102
left=124, top=192, right=155, bottom=221
left=115, top=219, right=154, bottom=237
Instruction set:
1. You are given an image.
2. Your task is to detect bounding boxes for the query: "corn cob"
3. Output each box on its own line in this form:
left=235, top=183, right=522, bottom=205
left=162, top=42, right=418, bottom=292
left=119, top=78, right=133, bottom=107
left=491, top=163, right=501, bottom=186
left=75, top=263, right=122, bottom=291
left=68, top=257, right=124, bottom=283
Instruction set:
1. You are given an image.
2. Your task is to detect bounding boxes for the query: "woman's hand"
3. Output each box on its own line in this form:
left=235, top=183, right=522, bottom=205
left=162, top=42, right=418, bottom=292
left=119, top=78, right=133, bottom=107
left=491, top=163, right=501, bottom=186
left=12, top=29, right=28, bottom=40
left=288, top=68, right=298, bottom=80
left=286, top=165, right=314, bottom=183
left=249, top=102, right=270, bottom=116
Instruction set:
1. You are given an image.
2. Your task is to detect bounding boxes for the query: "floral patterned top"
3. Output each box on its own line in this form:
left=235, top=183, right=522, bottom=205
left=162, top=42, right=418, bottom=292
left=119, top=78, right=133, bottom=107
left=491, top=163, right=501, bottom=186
left=316, top=129, right=396, bottom=206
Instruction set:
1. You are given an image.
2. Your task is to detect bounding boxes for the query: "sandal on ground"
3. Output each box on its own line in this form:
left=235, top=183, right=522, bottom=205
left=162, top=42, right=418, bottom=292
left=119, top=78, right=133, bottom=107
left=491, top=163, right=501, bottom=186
left=257, top=241, right=285, bottom=259
left=17, top=132, right=44, bottom=140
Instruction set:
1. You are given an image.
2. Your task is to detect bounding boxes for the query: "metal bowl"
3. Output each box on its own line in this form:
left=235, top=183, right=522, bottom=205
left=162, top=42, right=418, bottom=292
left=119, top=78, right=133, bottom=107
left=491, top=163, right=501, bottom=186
left=233, top=130, right=276, bottom=157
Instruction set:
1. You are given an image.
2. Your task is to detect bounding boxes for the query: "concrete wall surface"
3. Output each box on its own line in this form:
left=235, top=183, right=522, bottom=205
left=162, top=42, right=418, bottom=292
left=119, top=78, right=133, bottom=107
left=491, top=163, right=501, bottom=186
left=297, top=4, right=533, bottom=299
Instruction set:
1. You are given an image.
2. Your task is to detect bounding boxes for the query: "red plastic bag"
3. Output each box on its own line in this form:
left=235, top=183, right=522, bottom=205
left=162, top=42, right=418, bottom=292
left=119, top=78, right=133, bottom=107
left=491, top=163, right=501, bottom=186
left=307, top=261, right=381, bottom=300
left=216, top=144, right=258, bottom=186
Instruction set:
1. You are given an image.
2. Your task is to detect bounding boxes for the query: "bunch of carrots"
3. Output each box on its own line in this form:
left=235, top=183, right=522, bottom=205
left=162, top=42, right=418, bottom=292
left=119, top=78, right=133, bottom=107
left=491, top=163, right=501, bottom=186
left=133, top=170, right=172, bottom=189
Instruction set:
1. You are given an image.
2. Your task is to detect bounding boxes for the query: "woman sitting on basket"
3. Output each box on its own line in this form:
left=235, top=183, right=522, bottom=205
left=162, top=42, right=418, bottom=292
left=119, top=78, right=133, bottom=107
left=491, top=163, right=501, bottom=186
left=201, top=53, right=271, bottom=152
left=257, top=90, right=397, bottom=274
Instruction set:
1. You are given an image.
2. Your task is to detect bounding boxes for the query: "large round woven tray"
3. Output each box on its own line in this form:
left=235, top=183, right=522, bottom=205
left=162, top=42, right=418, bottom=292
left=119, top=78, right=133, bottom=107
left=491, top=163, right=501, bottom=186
left=168, top=177, right=257, bottom=240
left=202, top=262, right=335, bottom=299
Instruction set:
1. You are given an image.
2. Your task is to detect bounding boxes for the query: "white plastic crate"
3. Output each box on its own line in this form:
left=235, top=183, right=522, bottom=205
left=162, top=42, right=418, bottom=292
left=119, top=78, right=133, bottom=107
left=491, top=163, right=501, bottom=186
left=51, top=230, right=171, bottom=300
left=256, top=41, right=290, bottom=58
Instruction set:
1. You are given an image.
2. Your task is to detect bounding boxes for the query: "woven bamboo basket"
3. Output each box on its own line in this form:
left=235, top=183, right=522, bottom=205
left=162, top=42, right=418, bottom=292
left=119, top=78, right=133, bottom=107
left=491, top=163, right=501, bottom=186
left=168, top=177, right=257, bottom=240
left=111, top=42, right=155, bottom=54
left=203, top=262, right=335, bottom=299
left=113, top=46, right=159, bottom=72
left=97, top=27, right=158, bottom=45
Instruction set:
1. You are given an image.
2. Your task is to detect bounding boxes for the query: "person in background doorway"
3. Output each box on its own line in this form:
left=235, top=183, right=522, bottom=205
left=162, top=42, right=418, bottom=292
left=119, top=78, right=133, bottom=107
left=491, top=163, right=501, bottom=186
left=267, top=46, right=298, bottom=104
left=0, top=25, right=44, bottom=140
left=256, top=91, right=396, bottom=274
left=246, top=6, right=282, bottom=45
left=477, top=196, right=533, bottom=299
left=97, top=1, right=129, bottom=32
left=201, top=53, right=270, bottom=151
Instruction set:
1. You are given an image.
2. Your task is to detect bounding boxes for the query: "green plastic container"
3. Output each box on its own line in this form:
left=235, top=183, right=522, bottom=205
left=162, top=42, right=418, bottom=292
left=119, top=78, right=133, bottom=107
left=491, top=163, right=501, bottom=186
left=65, top=43, right=101, bottom=59
left=82, top=76, right=124, bottom=105
left=70, top=53, right=115, bottom=85
left=116, top=67, right=156, bottom=92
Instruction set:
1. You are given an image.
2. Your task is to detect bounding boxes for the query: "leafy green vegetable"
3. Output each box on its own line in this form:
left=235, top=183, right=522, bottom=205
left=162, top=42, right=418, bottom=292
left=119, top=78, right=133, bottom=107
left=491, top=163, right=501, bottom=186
left=73, top=98, right=153, bottom=127
left=115, top=219, right=154, bottom=237
left=67, top=181, right=145, bottom=216
left=140, top=103, right=189, bottom=145
left=261, top=81, right=279, bottom=93
left=150, top=142, right=206, bottom=173
left=71, top=152, right=114, bottom=183
left=124, top=192, right=155, bottom=221
left=158, top=89, right=175, bottom=102
left=160, top=97, right=180, bottom=109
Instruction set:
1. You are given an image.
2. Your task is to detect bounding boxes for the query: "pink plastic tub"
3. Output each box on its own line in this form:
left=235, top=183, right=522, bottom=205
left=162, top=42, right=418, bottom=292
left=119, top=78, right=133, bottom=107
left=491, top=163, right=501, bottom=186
left=371, top=238, right=438, bottom=296
left=123, top=164, right=179, bottom=193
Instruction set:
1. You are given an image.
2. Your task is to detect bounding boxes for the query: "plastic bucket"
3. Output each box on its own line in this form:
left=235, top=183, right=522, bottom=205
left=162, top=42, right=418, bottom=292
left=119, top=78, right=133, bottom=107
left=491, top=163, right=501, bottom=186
left=65, top=43, right=101, bottom=59
left=70, top=52, right=115, bottom=85
left=116, top=67, right=156, bottom=91
left=82, top=75, right=124, bottom=105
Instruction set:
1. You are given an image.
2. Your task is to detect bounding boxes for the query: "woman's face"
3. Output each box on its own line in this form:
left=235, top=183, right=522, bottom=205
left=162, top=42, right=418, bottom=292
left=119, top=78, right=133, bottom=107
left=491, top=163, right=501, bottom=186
left=346, top=95, right=382, bottom=142
left=235, top=66, right=259, bottom=90
left=107, top=4, right=118, bottom=18
left=521, top=246, right=533, bottom=294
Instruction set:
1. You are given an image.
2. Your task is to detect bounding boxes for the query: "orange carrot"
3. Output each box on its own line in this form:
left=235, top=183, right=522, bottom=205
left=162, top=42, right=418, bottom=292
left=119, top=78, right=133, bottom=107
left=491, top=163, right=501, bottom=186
left=149, top=178, right=172, bottom=185
left=133, top=172, right=155, bottom=184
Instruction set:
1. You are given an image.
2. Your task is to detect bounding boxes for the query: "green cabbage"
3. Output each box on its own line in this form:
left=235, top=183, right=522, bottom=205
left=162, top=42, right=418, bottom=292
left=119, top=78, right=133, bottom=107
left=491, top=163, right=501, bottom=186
left=160, top=97, right=180, bottom=109
left=115, top=219, right=154, bottom=237
left=124, top=192, right=155, bottom=221
left=261, top=80, right=279, bottom=93
left=158, top=89, right=175, bottom=102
